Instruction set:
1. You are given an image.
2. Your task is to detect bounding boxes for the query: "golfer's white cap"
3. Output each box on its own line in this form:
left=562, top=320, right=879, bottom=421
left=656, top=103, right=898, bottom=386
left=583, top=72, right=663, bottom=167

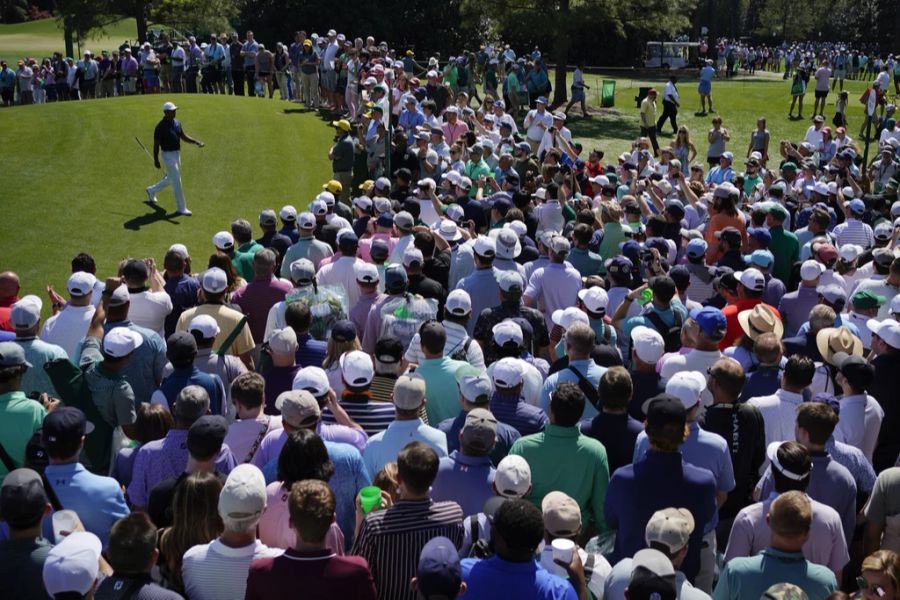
left=163, top=101, right=178, bottom=111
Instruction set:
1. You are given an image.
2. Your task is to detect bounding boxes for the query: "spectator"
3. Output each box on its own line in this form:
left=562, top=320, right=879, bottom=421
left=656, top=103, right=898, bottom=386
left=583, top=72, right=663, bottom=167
left=0, top=468, right=54, bottom=599
left=523, top=235, right=582, bottom=332
left=246, top=480, right=376, bottom=599
left=408, top=289, right=485, bottom=369
left=627, top=326, right=668, bottom=421
left=748, top=354, right=815, bottom=451
left=0, top=342, right=48, bottom=478
left=832, top=352, right=883, bottom=462
left=232, top=248, right=292, bottom=344
left=411, top=536, right=465, bottom=600
left=260, top=327, right=301, bottom=413
left=42, top=532, right=104, bottom=599
left=869, top=319, right=900, bottom=472
left=539, top=322, right=606, bottom=421
left=778, top=260, right=825, bottom=337
left=121, top=258, right=172, bottom=339
left=10, top=295, right=68, bottom=398
left=162, top=247, right=201, bottom=339
left=857, top=550, right=900, bottom=600
left=413, top=321, right=469, bottom=424
left=111, top=403, right=173, bottom=489
left=431, top=408, right=497, bottom=515
left=489, top=357, right=549, bottom=437
left=579, top=366, right=643, bottom=474
left=185, top=314, right=248, bottom=411
left=152, top=331, right=226, bottom=418
left=39, top=272, right=96, bottom=359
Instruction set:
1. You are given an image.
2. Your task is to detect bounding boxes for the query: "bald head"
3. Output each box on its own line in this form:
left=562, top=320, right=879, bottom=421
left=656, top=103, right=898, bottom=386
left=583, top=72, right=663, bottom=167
left=0, top=272, right=20, bottom=301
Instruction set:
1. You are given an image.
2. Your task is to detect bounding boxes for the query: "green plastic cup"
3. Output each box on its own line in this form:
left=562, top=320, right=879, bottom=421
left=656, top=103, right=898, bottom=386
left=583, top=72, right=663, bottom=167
left=359, top=485, right=382, bottom=513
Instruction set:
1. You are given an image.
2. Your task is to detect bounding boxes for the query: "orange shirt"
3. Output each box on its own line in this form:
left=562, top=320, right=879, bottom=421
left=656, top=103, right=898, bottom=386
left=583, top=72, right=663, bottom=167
left=704, top=211, right=748, bottom=263
left=720, top=298, right=781, bottom=350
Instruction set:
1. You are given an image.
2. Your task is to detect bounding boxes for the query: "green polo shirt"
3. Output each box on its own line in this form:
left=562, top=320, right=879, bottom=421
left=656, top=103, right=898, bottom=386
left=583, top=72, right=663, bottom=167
left=232, top=240, right=263, bottom=281
left=509, top=423, right=610, bottom=532
left=598, top=222, right=628, bottom=264
left=414, top=356, right=470, bottom=425
left=768, top=225, right=799, bottom=284
left=0, top=391, right=47, bottom=477
left=712, top=547, right=836, bottom=600
left=567, top=247, right=603, bottom=277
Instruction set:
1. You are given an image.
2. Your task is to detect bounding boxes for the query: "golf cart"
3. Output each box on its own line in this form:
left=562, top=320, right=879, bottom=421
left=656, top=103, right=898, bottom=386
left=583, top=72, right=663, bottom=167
left=643, top=42, right=698, bottom=69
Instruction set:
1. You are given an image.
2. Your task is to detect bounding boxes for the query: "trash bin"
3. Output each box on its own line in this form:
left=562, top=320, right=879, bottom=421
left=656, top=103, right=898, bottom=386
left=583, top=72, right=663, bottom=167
left=635, top=86, right=650, bottom=108
left=601, top=80, right=616, bottom=108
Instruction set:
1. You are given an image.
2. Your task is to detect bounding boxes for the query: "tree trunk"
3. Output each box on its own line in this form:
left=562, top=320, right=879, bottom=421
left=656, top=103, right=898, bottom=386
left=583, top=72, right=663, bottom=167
left=134, top=2, right=148, bottom=43
left=551, top=0, right=570, bottom=108
left=63, top=16, right=74, bottom=58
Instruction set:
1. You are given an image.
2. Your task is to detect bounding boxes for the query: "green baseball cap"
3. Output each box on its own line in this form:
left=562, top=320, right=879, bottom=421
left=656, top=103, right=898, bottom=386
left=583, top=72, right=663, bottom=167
left=851, top=289, right=887, bottom=310
left=781, top=162, right=798, bottom=172
left=766, top=203, right=789, bottom=221
left=761, top=583, right=808, bottom=600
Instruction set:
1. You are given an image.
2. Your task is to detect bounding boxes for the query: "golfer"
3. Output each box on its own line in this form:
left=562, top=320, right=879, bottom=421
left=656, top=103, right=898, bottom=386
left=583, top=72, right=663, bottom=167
left=145, top=101, right=204, bottom=216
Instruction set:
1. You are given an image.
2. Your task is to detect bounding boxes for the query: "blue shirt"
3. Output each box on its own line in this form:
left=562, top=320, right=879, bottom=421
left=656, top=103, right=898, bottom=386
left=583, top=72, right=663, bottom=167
left=241, top=40, right=258, bottom=67
left=456, top=268, right=501, bottom=335
left=16, top=336, right=68, bottom=397
left=45, top=462, right=129, bottom=548
left=362, top=418, right=448, bottom=476
left=295, top=333, right=327, bottom=367
left=461, top=556, right=578, bottom=600
left=605, top=449, right=717, bottom=583
left=431, top=451, right=496, bottom=516
left=540, top=358, right=607, bottom=421
left=439, top=411, right=521, bottom=467
left=102, top=320, right=167, bottom=406
left=163, top=273, right=200, bottom=338
left=490, top=390, right=548, bottom=437
left=399, top=109, right=425, bottom=144
left=634, top=422, right=736, bottom=533
left=700, top=66, right=715, bottom=82
left=580, top=411, right=643, bottom=475
left=154, top=117, right=183, bottom=152
left=705, top=165, right=735, bottom=184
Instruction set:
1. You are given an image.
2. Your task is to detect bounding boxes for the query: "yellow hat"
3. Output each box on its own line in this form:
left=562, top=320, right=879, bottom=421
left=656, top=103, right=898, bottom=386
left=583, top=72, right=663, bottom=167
left=303, top=39, right=312, bottom=47
left=359, top=179, right=374, bottom=190
left=331, top=119, right=351, bottom=132
left=406, top=50, right=413, bottom=56
left=323, top=179, right=343, bottom=193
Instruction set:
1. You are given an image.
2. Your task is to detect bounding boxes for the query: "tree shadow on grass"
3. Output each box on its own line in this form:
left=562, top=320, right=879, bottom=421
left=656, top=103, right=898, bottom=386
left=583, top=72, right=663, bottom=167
left=123, top=202, right=182, bottom=230
left=567, top=112, right=643, bottom=146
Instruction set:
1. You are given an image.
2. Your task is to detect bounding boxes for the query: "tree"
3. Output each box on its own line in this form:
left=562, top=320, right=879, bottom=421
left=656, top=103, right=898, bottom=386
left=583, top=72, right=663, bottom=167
left=756, top=0, right=817, bottom=40
left=0, top=0, right=28, bottom=23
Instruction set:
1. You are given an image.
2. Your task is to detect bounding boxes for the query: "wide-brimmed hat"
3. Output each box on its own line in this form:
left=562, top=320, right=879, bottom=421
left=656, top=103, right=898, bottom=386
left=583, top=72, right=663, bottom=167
left=737, top=304, right=784, bottom=341
left=816, top=326, right=863, bottom=366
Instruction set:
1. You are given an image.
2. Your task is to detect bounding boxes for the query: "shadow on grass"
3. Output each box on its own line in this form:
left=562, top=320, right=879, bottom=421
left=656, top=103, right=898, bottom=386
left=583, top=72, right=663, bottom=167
left=567, top=112, right=642, bottom=145
left=123, top=202, right=182, bottom=230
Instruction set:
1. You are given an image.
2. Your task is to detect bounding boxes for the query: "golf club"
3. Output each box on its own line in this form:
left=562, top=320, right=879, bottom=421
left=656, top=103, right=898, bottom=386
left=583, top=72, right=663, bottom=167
left=135, top=136, right=154, bottom=162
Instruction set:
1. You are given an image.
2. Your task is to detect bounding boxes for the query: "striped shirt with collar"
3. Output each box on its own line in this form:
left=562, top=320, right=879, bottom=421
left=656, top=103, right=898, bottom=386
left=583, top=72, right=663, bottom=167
left=351, top=498, right=464, bottom=600
left=321, top=390, right=397, bottom=437
left=833, top=218, right=875, bottom=249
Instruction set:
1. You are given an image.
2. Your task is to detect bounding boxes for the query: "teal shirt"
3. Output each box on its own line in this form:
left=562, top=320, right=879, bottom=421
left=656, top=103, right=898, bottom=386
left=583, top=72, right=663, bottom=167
left=598, top=222, right=628, bottom=265
left=620, top=302, right=689, bottom=342
left=567, top=247, right=603, bottom=277
left=415, top=356, right=471, bottom=424
left=712, top=547, right=837, bottom=600
left=464, top=159, right=492, bottom=197
left=232, top=241, right=263, bottom=281
left=768, top=225, right=799, bottom=284
left=509, top=424, right=610, bottom=533
left=16, top=337, right=68, bottom=397
left=0, top=391, right=47, bottom=477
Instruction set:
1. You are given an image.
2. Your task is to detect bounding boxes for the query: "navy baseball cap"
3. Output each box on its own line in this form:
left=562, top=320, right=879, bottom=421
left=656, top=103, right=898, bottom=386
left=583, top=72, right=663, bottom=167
left=668, top=265, right=690, bottom=289
left=370, top=238, right=390, bottom=263
left=330, top=320, right=358, bottom=343
left=689, top=306, right=727, bottom=338
left=605, top=255, right=634, bottom=278
left=416, top=536, right=462, bottom=597
left=187, top=415, right=228, bottom=460
left=746, top=227, right=772, bottom=247
left=384, top=265, right=408, bottom=293
left=643, top=394, right=686, bottom=430
left=43, top=407, right=95, bottom=451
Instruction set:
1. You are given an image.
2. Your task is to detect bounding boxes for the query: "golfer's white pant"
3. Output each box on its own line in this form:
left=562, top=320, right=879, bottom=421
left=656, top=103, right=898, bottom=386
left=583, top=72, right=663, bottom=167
left=148, top=150, right=187, bottom=212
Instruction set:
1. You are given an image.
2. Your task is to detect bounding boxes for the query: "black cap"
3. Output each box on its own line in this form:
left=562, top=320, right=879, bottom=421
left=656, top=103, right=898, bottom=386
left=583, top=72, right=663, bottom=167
left=370, top=238, right=390, bottom=263
left=643, top=394, right=686, bottom=431
left=668, top=265, right=690, bottom=289
left=122, top=258, right=150, bottom=281
left=649, top=276, right=676, bottom=298
left=187, top=415, right=228, bottom=460
left=0, top=468, right=48, bottom=529
left=833, top=352, right=875, bottom=390
left=509, top=317, right=534, bottom=346
left=330, top=320, right=358, bottom=343
left=393, top=168, right=412, bottom=181
left=166, top=330, right=198, bottom=363
left=374, top=336, right=404, bottom=363
left=715, top=226, right=742, bottom=247
left=42, top=407, right=95, bottom=453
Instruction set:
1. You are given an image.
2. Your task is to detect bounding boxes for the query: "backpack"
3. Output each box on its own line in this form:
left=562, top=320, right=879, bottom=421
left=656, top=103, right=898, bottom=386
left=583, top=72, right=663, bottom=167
left=644, top=310, right=684, bottom=353
left=449, top=337, right=473, bottom=362
left=567, top=364, right=601, bottom=411
left=467, top=515, right=492, bottom=559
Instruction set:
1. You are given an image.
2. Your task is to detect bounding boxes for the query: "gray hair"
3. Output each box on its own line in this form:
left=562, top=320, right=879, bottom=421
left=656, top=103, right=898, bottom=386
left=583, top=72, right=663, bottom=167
left=809, top=305, right=837, bottom=333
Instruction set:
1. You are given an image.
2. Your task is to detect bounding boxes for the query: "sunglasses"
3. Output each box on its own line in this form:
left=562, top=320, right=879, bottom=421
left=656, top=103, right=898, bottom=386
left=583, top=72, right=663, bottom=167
left=857, top=576, right=886, bottom=598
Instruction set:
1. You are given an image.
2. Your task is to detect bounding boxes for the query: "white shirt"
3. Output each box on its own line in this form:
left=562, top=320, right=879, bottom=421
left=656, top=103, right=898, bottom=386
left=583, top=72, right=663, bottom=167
left=663, top=80, right=680, bottom=103
left=539, top=543, right=611, bottom=599
left=224, top=414, right=283, bottom=463
left=40, top=304, right=95, bottom=359
left=748, top=389, right=805, bottom=466
left=537, top=125, right=572, bottom=159
left=181, top=539, right=282, bottom=600
left=524, top=262, right=583, bottom=330
left=316, top=256, right=365, bottom=308
left=486, top=358, right=544, bottom=407
left=524, top=108, right=553, bottom=142
left=128, top=290, right=173, bottom=338
left=834, top=393, right=884, bottom=463
left=405, top=320, right=485, bottom=368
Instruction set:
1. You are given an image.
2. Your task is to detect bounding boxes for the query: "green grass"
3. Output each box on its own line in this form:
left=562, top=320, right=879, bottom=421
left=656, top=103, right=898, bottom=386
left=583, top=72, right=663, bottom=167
left=0, top=94, right=333, bottom=316
left=0, top=17, right=143, bottom=63
left=558, top=70, right=880, bottom=159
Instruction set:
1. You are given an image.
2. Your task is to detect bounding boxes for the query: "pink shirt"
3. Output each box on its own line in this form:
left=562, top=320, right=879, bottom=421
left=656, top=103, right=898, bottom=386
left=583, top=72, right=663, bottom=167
left=259, top=482, right=345, bottom=554
left=358, top=233, right=397, bottom=263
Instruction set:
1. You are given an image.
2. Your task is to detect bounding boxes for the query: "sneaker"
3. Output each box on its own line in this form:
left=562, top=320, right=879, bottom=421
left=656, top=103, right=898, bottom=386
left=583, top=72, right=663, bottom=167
left=145, top=188, right=157, bottom=204
left=176, top=209, right=193, bottom=216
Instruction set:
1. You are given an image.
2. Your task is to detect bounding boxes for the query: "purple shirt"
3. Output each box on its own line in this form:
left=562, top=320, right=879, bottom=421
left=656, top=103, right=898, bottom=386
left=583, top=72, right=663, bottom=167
left=350, top=291, right=383, bottom=347
left=725, top=494, right=849, bottom=574
left=232, top=276, right=293, bottom=344
left=127, top=429, right=237, bottom=507
left=777, top=285, right=820, bottom=338
left=431, top=451, right=496, bottom=516
left=262, top=365, right=302, bottom=415
left=251, top=422, right=370, bottom=468
left=120, top=56, right=138, bottom=77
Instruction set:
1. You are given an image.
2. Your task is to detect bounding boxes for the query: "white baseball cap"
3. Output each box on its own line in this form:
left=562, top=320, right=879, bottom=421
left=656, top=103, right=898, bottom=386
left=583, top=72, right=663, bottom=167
left=280, top=205, right=298, bottom=221
left=549, top=235, right=571, bottom=255
left=892, top=294, right=900, bottom=315
left=552, top=306, right=590, bottom=330
left=188, top=314, right=220, bottom=339
left=458, top=373, right=493, bottom=404
left=213, top=231, right=234, bottom=250
left=374, top=176, right=391, bottom=191
left=473, top=236, right=497, bottom=258
left=340, top=350, right=374, bottom=387
left=445, top=289, right=472, bottom=316
left=292, top=366, right=331, bottom=397
left=436, top=220, right=463, bottom=242
left=734, top=268, right=765, bottom=292
left=631, top=325, right=665, bottom=364
left=162, top=101, right=178, bottom=111
left=107, top=284, right=130, bottom=308
left=168, top=243, right=189, bottom=258
left=492, top=320, right=524, bottom=347
left=42, top=531, right=102, bottom=596
left=102, top=326, right=144, bottom=358
left=268, top=327, right=298, bottom=354
left=298, top=211, right=316, bottom=230
left=354, top=262, right=380, bottom=284
left=201, top=267, right=228, bottom=294
left=868, top=319, right=900, bottom=350
left=494, top=455, right=532, bottom=498
left=491, top=357, right=524, bottom=388
left=353, top=195, right=373, bottom=211
left=11, top=295, right=42, bottom=329
left=67, top=272, right=96, bottom=297
left=839, top=244, right=863, bottom=262
left=508, top=220, right=528, bottom=237
left=317, top=191, right=336, bottom=206
left=218, top=464, right=267, bottom=523
left=402, top=247, right=425, bottom=267
left=800, top=260, right=825, bottom=281
left=310, top=199, right=328, bottom=215
left=578, top=287, right=609, bottom=314
left=665, top=371, right=707, bottom=409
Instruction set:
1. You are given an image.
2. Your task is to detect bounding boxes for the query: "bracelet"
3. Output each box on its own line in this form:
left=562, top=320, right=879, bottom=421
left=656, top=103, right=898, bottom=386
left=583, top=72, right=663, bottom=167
left=623, top=296, right=635, bottom=303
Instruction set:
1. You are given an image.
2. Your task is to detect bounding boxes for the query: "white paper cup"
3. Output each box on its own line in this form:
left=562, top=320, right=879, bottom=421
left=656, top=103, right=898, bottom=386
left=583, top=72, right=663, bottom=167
left=52, top=510, right=79, bottom=543
left=551, top=538, right=575, bottom=564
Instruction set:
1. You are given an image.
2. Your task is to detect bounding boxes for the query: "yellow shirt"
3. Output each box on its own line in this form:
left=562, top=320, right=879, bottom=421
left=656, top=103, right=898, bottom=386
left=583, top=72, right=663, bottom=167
left=640, top=97, right=656, bottom=128
left=176, top=303, right=255, bottom=356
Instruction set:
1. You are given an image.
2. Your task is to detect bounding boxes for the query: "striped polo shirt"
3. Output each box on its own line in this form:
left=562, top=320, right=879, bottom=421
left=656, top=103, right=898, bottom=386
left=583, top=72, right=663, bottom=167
left=833, top=218, right=875, bottom=249
left=321, top=391, right=396, bottom=436
left=351, top=499, right=464, bottom=600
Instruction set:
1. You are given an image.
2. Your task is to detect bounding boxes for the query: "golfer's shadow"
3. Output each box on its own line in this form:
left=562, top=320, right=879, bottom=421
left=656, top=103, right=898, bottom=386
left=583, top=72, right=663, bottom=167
left=123, top=202, right=182, bottom=230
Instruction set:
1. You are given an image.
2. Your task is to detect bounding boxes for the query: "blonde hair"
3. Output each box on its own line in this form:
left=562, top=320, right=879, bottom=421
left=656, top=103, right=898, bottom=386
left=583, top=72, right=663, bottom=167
left=374, top=462, right=400, bottom=502
left=769, top=490, right=811, bottom=537
left=862, top=550, right=900, bottom=594
left=600, top=201, right=623, bottom=222
left=322, top=337, right=361, bottom=369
